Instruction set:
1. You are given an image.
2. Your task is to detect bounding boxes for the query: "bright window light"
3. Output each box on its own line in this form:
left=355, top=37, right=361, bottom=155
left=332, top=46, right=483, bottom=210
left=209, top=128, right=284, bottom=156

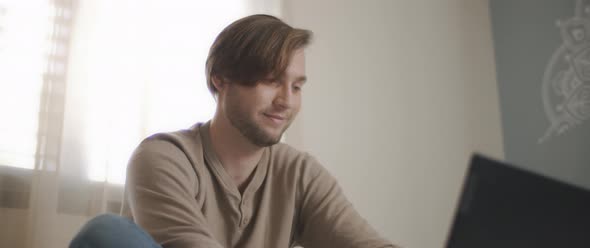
left=0, top=0, right=252, bottom=185
left=0, top=0, right=51, bottom=169
left=84, top=0, right=244, bottom=184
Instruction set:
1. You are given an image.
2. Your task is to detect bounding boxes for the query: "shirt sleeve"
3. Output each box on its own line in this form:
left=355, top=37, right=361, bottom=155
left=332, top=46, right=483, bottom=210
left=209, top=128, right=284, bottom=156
left=125, top=138, right=224, bottom=248
left=296, top=155, right=401, bottom=248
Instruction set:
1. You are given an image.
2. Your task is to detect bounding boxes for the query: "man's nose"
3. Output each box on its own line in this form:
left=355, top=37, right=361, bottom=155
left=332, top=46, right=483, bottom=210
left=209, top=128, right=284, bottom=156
left=273, top=83, right=294, bottom=110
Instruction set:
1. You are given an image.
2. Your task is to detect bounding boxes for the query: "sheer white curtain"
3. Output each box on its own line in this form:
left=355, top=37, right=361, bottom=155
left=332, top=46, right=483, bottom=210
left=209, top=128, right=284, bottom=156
left=0, top=1, right=281, bottom=247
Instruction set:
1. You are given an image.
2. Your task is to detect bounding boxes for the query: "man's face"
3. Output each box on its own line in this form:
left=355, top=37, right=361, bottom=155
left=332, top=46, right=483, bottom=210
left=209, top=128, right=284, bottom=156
left=221, top=48, right=306, bottom=147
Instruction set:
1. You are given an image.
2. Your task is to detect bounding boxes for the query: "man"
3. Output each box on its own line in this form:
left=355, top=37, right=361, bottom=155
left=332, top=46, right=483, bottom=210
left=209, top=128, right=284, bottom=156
left=70, top=14, right=398, bottom=248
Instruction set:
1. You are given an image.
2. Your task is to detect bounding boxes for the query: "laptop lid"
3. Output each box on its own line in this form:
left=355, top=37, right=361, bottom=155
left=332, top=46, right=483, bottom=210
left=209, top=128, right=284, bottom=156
left=445, top=154, right=590, bottom=248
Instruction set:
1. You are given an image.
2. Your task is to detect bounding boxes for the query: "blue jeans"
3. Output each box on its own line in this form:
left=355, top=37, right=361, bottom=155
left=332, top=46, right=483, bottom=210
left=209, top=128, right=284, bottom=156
left=70, top=214, right=162, bottom=248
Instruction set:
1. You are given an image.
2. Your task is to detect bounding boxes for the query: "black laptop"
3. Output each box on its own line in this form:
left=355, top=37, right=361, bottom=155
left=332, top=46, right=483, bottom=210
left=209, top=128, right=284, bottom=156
left=445, top=154, right=590, bottom=248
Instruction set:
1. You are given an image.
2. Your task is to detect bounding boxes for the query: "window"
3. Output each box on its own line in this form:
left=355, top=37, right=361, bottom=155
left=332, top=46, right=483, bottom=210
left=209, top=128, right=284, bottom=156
left=0, top=0, right=250, bottom=185
left=0, top=0, right=52, bottom=169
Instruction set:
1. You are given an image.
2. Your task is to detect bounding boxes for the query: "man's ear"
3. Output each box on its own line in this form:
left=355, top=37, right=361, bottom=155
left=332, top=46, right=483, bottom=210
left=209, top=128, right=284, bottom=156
left=212, top=76, right=226, bottom=93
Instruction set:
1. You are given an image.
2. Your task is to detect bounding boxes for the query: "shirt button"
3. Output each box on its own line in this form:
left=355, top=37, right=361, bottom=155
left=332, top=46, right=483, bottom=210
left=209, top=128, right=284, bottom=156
left=243, top=217, right=249, bottom=225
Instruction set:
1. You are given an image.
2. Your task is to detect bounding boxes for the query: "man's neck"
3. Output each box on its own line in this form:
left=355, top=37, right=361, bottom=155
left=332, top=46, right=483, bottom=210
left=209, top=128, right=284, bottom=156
left=209, top=112, right=264, bottom=192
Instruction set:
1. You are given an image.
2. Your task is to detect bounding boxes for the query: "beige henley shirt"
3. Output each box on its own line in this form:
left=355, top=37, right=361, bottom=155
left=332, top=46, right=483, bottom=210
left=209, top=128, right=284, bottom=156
left=121, top=122, right=398, bottom=248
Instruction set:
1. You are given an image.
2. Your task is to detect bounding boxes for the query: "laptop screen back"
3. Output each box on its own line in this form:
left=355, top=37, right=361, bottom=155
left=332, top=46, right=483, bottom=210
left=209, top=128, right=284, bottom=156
left=445, top=154, right=590, bottom=248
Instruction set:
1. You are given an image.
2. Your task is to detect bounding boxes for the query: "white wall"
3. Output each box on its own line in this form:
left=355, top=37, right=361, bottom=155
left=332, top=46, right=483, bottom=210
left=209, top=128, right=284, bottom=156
left=283, top=1, right=504, bottom=247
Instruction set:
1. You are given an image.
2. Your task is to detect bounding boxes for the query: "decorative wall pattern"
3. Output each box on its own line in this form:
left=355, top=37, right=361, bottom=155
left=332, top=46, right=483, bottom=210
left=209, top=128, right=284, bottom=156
left=490, top=0, right=590, bottom=189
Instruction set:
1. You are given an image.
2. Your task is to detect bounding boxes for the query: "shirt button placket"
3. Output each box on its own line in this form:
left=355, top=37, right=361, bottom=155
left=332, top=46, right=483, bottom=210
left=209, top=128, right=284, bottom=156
left=240, top=197, right=248, bottom=227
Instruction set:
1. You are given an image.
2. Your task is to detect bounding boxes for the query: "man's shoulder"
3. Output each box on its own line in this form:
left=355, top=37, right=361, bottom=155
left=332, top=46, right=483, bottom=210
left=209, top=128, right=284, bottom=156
left=138, top=123, right=202, bottom=150
left=131, top=123, right=204, bottom=169
left=270, top=142, right=308, bottom=162
left=143, top=123, right=200, bottom=143
left=269, top=143, right=323, bottom=175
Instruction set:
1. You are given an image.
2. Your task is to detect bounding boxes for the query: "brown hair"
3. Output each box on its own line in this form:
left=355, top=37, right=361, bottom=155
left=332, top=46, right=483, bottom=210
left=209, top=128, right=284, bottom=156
left=205, top=14, right=312, bottom=95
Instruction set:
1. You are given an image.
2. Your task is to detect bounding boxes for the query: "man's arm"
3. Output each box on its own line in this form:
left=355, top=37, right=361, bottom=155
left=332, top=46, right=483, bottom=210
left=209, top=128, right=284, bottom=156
left=125, top=138, right=223, bottom=248
left=297, top=155, right=400, bottom=248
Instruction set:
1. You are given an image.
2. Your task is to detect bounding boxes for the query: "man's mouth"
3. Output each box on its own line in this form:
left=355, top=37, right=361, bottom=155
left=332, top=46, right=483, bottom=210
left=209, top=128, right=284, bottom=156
left=263, top=113, right=287, bottom=124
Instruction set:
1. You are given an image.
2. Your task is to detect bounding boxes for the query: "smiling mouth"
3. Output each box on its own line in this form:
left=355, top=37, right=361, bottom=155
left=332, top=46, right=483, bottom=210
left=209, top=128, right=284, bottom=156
left=264, top=113, right=287, bottom=124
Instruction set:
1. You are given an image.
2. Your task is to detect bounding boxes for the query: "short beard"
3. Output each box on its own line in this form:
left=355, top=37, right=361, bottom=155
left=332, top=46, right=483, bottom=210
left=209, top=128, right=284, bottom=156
left=225, top=98, right=289, bottom=147
left=229, top=115, right=283, bottom=147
